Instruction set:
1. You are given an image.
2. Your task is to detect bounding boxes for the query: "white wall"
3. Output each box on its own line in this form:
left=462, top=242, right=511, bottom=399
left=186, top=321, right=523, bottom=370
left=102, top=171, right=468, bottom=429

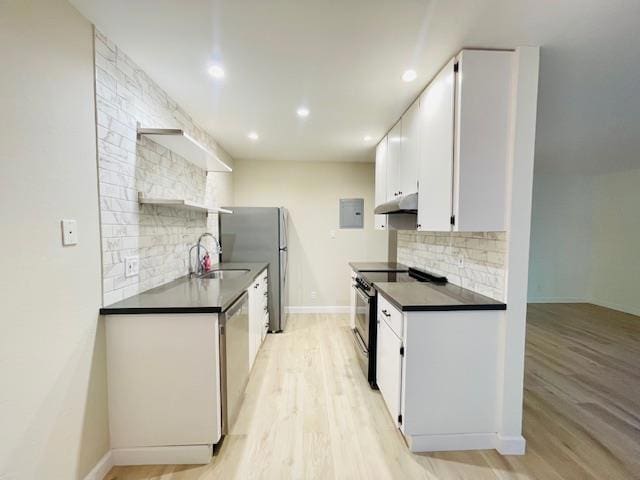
left=529, top=169, right=640, bottom=315
left=590, top=168, right=640, bottom=315
left=528, top=168, right=640, bottom=316
left=528, top=173, right=594, bottom=302
left=233, top=159, right=388, bottom=308
left=0, top=1, right=109, bottom=479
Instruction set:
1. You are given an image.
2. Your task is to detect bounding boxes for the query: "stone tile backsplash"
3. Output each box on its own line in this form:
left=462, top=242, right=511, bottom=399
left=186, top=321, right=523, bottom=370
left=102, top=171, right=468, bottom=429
left=397, top=231, right=507, bottom=301
left=95, top=29, right=233, bottom=305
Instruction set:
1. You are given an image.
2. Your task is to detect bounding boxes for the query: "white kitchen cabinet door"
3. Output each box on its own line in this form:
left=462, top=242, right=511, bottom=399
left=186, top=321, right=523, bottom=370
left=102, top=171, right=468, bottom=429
left=247, top=280, right=260, bottom=368
left=453, top=50, right=512, bottom=232
left=374, top=136, right=388, bottom=230
left=106, top=313, right=221, bottom=448
left=248, top=270, right=269, bottom=368
left=386, top=121, right=402, bottom=201
left=259, top=272, right=268, bottom=345
left=376, top=315, right=403, bottom=427
left=399, top=100, right=420, bottom=196
left=417, top=59, right=456, bottom=232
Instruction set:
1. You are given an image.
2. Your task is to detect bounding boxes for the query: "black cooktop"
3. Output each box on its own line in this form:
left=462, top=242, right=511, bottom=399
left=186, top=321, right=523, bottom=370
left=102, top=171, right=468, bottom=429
left=360, top=271, right=417, bottom=284
left=358, top=267, right=447, bottom=296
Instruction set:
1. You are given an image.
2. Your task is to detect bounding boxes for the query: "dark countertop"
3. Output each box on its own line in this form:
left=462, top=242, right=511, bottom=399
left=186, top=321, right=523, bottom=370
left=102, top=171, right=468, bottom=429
left=100, top=262, right=268, bottom=315
left=374, top=282, right=507, bottom=312
left=349, top=262, right=408, bottom=273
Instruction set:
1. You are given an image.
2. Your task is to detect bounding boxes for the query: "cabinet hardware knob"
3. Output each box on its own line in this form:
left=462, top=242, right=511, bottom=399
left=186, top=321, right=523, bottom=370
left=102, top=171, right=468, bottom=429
left=382, top=309, right=391, bottom=317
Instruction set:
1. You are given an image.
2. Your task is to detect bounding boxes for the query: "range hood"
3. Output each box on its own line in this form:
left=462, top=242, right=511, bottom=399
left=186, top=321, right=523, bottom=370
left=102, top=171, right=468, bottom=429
left=374, top=192, right=418, bottom=215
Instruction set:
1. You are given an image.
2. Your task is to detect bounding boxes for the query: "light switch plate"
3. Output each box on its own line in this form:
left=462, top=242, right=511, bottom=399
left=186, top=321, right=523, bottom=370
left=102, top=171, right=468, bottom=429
left=125, top=256, right=139, bottom=278
left=61, top=219, right=78, bottom=246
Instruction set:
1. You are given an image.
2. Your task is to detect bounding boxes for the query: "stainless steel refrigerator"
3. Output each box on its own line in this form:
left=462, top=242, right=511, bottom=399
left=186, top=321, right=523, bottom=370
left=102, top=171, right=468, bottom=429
left=219, top=207, right=288, bottom=332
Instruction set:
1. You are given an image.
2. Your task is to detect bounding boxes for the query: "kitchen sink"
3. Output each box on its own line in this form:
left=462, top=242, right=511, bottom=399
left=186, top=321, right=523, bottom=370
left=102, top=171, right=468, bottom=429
left=198, top=269, right=250, bottom=279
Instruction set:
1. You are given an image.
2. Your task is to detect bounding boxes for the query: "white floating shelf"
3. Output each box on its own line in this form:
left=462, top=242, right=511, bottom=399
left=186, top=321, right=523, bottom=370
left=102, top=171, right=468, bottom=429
left=138, top=193, right=232, bottom=214
left=137, top=127, right=232, bottom=173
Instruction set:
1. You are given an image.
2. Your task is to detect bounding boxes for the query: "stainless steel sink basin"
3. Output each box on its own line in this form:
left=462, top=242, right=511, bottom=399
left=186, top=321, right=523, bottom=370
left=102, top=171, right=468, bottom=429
left=198, top=269, right=250, bottom=280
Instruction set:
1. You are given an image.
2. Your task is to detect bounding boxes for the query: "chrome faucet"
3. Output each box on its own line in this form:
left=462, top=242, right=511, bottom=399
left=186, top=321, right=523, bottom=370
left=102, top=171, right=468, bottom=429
left=188, top=244, right=208, bottom=276
left=191, top=232, right=222, bottom=276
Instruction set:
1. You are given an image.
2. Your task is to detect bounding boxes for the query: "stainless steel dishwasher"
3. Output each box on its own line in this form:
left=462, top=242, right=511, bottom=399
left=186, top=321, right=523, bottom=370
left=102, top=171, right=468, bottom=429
left=219, top=291, right=250, bottom=434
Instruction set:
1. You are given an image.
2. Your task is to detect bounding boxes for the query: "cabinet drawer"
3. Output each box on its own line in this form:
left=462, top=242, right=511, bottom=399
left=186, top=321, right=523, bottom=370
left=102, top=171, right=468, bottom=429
left=378, top=294, right=403, bottom=338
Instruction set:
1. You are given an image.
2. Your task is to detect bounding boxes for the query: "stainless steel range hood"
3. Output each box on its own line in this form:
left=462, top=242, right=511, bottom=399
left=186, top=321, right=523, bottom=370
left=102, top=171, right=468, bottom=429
left=374, top=192, right=418, bottom=215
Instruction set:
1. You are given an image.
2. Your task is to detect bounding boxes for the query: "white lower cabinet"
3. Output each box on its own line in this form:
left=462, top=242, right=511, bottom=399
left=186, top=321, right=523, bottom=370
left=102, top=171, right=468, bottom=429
left=376, top=315, right=403, bottom=426
left=105, top=268, right=270, bottom=466
left=375, top=295, right=503, bottom=453
left=106, top=313, right=222, bottom=464
left=248, top=268, right=269, bottom=368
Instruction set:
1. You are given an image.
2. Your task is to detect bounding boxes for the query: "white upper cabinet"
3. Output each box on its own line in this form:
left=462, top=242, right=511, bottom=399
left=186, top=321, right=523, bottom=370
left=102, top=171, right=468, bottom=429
left=375, top=48, right=513, bottom=232
left=417, top=50, right=513, bottom=232
left=399, top=100, right=420, bottom=196
left=374, top=136, right=388, bottom=230
left=452, top=50, right=513, bottom=232
left=417, top=59, right=456, bottom=231
left=386, top=121, right=402, bottom=200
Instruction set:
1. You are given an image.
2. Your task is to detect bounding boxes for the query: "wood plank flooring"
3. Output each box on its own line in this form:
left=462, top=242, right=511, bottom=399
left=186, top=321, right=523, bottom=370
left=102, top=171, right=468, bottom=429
left=105, top=304, right=640, bottom=479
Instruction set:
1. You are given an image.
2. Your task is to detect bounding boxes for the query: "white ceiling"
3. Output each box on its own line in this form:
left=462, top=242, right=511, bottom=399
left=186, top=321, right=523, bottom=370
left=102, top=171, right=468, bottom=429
left=70, top=0, right=639, bottom=173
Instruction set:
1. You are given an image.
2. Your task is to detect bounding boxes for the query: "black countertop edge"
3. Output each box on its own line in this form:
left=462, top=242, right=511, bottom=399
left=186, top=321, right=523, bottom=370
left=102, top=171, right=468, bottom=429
left=99, top=306, right=222, bottom=315
left=376, top=286, right=507, bottom=313
left=400, top=302, right=507, bottom=312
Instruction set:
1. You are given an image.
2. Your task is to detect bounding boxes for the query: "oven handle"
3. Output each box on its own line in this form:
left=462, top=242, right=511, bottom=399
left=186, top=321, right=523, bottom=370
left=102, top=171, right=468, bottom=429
left=351, top=328, right=368, bottom=357
left=352, top=283, right=370, bottom=302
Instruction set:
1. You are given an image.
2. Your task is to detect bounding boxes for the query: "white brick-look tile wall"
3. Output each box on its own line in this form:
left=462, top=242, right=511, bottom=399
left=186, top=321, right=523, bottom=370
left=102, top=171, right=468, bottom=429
left=397, top=231, right=507, bottom=301
left=94, top=29, right=233, bottom=305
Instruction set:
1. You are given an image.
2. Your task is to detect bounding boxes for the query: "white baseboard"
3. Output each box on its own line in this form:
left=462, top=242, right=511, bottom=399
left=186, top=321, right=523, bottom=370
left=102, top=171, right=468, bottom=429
left=83, top=444, right=213, bottom=477
left=286, top=306, right=349, bottom=314
left=527, top=297, right=588, bottom=303
left=496, top=434, right=526, bottom=455
left=591, top=298, right=640, bottom=317
left=83, top=450, right=113, bottom=480
left=111, top=444, right=213, bottom=466
left=406, top=433, right=497, bottom=453
left=405, top=433, right=526, bottom=456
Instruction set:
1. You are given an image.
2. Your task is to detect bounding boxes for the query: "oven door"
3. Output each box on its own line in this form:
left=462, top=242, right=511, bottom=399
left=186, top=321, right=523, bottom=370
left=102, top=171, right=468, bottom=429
left=353, top=284, right=370, bottom=350
left=352, top=283, right=371, bottom=382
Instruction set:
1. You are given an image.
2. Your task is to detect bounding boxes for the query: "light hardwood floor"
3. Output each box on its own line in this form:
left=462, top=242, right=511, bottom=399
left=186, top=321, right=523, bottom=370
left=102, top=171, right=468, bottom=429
left=105, top=304, right=640, bottom=479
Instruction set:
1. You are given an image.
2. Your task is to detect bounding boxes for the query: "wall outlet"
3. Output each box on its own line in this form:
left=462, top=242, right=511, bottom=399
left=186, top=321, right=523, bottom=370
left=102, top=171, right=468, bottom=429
left=457, top=257, right=465, bottom=268
left=330, top=230, right=336, bottom=239
left=310, top=291, right=317, bottom=300
left=125, top=256, right=139, bottom=278
left=61, top=219, right=78, bottom=246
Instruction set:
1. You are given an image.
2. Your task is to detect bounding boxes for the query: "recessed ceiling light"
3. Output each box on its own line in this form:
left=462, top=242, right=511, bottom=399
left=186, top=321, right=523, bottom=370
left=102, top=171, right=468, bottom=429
left=402, top=69, right=417, bottom=82
left=363, top=135, right=373, bottom=141
left=296, top=107, right=310, bottom=118
left=208, top=65, right=225, bottom=79
left=247, top=131, right=259, bottom=141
